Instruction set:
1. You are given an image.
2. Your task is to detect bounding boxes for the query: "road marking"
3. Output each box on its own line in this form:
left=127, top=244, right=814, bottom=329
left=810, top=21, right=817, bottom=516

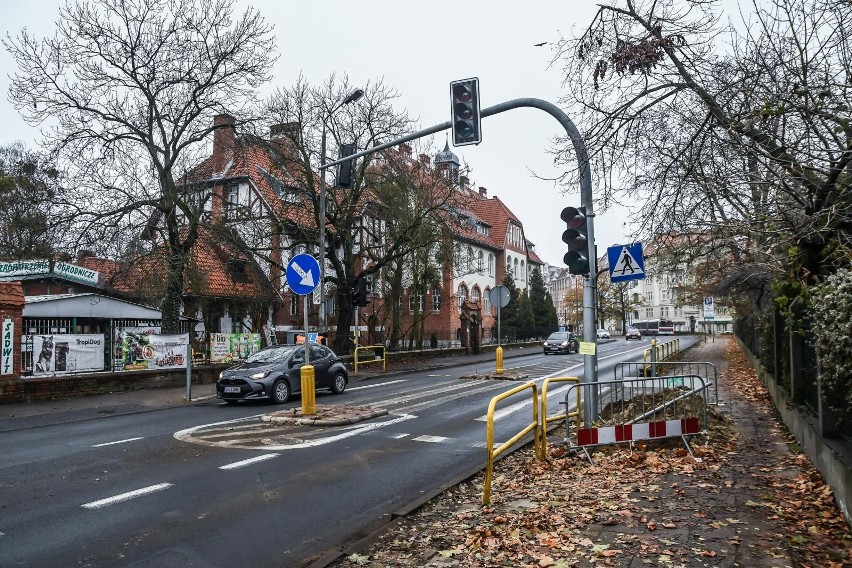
left=388, top=433, right=409, bottom=439
left=219, top=453, right=280, bottom=470
left=175, top=413, right=417, bottom=450
left=92, top=437, right=144, bottom=447
left=81, top=483, right=173, bottom=510
left=412, top=435, right=449, bottom=443
left=348, top=380, right=407, bottom=391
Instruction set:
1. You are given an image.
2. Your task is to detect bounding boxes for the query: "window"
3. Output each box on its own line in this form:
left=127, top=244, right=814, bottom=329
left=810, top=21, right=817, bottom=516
left=520, top=260, right=525, bottom=281
left=646, top=307, right=654, bottom=318
left=478, top=251, right=484, bottom=273
left=488, top=254, right=494, bottom=276
left=507, top=255, right=513, bottom=275
left=471, top=286, right=481, bottom=305
left=408, top=292, right=423, bottom=312
left=458, top=284, right=468, bottom=307
left=432, top=287, right=441, bottom=312
left=484, top=287, right=491, bottom=313
left=290, top=296, right=298, bottom=316
left=514, top=258, right=519, bottom=279
left=467, top=246, right=474, bottom=273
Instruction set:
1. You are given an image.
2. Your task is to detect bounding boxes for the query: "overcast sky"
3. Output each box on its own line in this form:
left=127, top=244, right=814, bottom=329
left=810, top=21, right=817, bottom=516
left=1, top=0, right=638, bottom=266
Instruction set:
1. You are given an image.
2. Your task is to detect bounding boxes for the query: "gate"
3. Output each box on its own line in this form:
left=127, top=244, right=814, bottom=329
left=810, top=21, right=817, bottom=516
left=563, top=375, right=709, bottom=463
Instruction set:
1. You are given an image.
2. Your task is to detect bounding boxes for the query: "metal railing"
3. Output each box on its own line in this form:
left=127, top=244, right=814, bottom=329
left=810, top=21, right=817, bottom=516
left=564, top=374, right=709, bottom=463
left=615, top=361, right=720, bottom=406
left=540, top=376, right=580, bottom=454
left=353, top=345, right=386, bottom=375
left=641, top=338, right=681, bottom=376
left=483, top=382, right=542, bottom=505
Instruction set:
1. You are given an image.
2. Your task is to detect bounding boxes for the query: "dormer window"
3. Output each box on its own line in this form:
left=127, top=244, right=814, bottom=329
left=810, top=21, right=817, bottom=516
left=229, top=258, right=250, bottom=283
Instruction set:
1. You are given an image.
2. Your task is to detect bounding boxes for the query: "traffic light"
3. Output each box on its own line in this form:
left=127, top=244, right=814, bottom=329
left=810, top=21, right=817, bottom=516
left=336, top=143, right=356, bottom=189
left=352, top=277, right=370, bottom=307
left=561, top=206, right=590, bottom=275
left=450, top=78, right=481, bottom=147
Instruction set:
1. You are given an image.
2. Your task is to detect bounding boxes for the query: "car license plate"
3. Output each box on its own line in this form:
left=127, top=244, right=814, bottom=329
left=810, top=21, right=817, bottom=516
left=224, top=386, right=241, bottom=393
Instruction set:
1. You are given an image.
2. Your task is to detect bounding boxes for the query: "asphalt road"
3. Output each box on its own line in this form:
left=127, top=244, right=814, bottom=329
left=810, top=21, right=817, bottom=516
left=0, top=336, right=694, bottom=568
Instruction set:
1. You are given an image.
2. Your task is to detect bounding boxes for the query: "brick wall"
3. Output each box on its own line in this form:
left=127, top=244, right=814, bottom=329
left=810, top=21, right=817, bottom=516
left=0, top=281, right=24, bottom=379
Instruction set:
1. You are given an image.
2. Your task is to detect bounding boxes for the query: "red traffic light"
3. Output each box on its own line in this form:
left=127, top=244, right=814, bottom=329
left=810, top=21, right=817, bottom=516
left=450, top=78, right=481, bottom=146
left=560, top=206, right=586, bottom=229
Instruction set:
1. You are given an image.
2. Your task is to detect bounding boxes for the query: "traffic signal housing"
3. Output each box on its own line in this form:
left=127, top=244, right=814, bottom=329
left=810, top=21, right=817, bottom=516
left=450, top=78, right=481, bottom=147
left=561, top=206, right=590, bottom=275
left=352, top=277, right=370, bottom=307
left=336, top=143, right=356, bottom=189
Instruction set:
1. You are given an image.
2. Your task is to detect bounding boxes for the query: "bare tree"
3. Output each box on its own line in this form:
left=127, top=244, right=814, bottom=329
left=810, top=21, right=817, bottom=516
left=555, top=0, right=852, bottom=309
left=5, top=0, right=276, bottom=331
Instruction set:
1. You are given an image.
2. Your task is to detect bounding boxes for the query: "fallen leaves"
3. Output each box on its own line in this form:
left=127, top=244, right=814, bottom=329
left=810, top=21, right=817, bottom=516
left=330, top=340, right=852, bottom=568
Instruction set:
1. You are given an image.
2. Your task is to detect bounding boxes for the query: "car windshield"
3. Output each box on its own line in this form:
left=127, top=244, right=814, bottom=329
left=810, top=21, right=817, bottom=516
left=547, top=332, right=569, bottom=340
left=245, top=346, right=297, bottom=363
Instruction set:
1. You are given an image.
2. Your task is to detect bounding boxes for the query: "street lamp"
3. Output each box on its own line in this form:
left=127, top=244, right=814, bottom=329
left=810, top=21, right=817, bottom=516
left=318, top=88, right=364, bottom=335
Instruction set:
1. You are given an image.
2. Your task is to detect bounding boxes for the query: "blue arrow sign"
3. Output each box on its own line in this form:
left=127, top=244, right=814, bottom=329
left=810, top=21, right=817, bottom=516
left=286, top=253, right=320, bottom=296
left=607, top=243, right=646, bottom=283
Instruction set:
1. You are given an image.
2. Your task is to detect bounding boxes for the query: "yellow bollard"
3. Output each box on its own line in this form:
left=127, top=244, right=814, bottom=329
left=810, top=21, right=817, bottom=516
left=300, top=364, right=316, bottom=415
left=495, top=346, right=504, bottom=375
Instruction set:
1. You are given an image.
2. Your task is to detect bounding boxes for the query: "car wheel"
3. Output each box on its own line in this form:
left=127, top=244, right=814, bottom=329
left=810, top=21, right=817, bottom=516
left=331, top=373, right=347, bottom=395
left=272, top=379, right=290, bottom=404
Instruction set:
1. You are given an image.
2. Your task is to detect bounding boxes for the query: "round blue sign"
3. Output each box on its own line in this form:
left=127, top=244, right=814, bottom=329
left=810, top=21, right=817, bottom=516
left=286, top=254, right=320, bottom=296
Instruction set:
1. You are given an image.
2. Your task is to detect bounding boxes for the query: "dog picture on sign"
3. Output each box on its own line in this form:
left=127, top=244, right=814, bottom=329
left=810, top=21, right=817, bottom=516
left=35, top=335, right=54, bottom=373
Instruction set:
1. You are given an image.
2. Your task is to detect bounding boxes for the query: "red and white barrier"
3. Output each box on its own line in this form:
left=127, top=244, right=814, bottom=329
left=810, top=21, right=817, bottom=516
left=577, top=417, right=701, bottom=446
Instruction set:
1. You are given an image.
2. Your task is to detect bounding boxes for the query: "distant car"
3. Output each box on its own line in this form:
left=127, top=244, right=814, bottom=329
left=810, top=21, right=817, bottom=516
left=626, top=328, right=642, bottom=340
left=543, top=331, right=579, bottom=354
left=216, top=344, right=348, bottom=404
left=596, top=329, right=610, bottom=339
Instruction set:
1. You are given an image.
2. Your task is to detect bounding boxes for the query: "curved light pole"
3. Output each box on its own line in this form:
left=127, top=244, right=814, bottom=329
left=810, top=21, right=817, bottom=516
left=318, top=88, right=364, bottom=335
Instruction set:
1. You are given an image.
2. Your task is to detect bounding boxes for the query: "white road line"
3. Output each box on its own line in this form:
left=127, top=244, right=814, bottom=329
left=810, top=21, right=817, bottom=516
left=81, top=483, right=173, bottom=510
left=388, top=433, right=409, bottom=439
left=412, top=435, right=449, bottom=443
left=348, top=379, right=407, bottom=391
left=219, top=453, right=280, bottom=470
left=91, top=437, right=144, bottom=447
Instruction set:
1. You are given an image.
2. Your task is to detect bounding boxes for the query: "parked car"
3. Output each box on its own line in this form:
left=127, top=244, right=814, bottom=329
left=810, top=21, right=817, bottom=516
left=543, top=331, right=579, bottom=354
left=216, top=344, right=348, bottom=404
left=596, top=329, right=610, bottom=339
left=625, top=327, right=642, bottom=341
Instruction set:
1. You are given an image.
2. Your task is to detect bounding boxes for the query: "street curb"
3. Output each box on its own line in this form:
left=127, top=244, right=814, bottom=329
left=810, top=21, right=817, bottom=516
left=262, top=406, right=389, bottom=426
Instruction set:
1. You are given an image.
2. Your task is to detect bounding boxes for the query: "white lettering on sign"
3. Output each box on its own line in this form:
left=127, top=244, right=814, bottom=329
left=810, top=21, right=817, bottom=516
left=1, top=319, right=14, bottom=375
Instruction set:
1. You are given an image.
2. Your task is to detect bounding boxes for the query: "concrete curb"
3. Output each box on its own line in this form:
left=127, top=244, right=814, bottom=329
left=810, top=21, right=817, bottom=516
left=262, top=405, right=389, bottom=426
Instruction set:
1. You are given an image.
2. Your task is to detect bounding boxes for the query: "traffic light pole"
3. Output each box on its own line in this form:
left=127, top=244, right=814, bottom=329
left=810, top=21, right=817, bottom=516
left=321, top=97, right=599, bottom=423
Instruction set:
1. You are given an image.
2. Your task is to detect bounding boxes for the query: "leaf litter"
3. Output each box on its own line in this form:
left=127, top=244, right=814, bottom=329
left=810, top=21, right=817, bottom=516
left=333, top=339, right=851, bottom=567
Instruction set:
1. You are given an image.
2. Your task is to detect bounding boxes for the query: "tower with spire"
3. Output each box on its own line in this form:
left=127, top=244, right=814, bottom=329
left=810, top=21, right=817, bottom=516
left=433, top=136, right=460, bottom=186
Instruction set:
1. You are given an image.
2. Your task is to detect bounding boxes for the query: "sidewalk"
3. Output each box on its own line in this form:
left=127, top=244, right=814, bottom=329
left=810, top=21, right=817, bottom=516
left=327, top=337, right=852, bottom=568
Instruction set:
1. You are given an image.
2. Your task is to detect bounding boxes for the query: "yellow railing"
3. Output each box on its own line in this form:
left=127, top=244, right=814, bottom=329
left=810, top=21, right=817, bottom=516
left=483, top=382, right=541, bottom=505
left=353, top=345, right=386, bottom=375
left=642, top=338, right=681, bottom=375
left=540, top=376, right=581, bottom=454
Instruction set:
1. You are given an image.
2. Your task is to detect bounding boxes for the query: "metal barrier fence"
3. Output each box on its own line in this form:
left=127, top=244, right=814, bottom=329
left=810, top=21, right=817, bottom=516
left=483, top=382, right=542, bottom=505
left=564, top=375, right=709, bottom=464
left=353, top=345, right=386, bottom=375
left=614, top=361, right=720, bottom=406
left=540, top=376, right=580, bottom=454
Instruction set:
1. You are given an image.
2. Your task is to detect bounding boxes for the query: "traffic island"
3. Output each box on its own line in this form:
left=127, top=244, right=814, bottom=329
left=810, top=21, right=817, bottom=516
left=459, top=372, right=529, bottom=381
left=262, top=404, right=388, bottom=427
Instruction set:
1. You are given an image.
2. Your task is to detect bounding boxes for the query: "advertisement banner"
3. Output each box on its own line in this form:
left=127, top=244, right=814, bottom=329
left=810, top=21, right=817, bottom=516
left=1, top=319, right=13, bottom=375
left=53, top=261, right=100, bottom=287
left=115, top=331, right=187, bottom=370
left=209, top=333, right=262, bottom=363
left=0, top=259, right=50, bottom=279
left=31, top=334, right=104, bottom=375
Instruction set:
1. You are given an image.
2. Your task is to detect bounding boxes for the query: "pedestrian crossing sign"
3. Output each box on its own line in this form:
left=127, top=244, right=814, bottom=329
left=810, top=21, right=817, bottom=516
left=607, top=243, right=646, bottom=283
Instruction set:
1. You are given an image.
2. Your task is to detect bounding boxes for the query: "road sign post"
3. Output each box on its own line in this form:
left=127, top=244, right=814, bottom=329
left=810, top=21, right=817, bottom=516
left=286, top=254, right=321, bottom=415
left=489, top=286, right=510, bottom=374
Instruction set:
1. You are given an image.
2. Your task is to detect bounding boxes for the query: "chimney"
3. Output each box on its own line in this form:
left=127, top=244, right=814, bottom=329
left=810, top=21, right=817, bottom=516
left=478, top=186, right=487, bottom=198
left=398, top=143, right=411, bottom=158
left=418, top=153, right=430, bottom=166
left=269, top=122, right=300, bottom=157
left=213, top=114, right=236, bottom=175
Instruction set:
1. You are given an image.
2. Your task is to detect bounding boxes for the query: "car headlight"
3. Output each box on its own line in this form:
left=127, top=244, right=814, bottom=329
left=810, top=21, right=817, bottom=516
left=250, top=371, right=268, bottom=379
left=218, top=371, right=224, bottom=380
left=561, top=341, right=568, bottom=346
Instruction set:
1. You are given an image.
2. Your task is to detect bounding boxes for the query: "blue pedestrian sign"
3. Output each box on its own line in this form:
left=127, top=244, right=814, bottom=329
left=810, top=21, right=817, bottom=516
left=286, top=254, right=320, bottom=296
left=607, top=243, right=646, bottom=283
